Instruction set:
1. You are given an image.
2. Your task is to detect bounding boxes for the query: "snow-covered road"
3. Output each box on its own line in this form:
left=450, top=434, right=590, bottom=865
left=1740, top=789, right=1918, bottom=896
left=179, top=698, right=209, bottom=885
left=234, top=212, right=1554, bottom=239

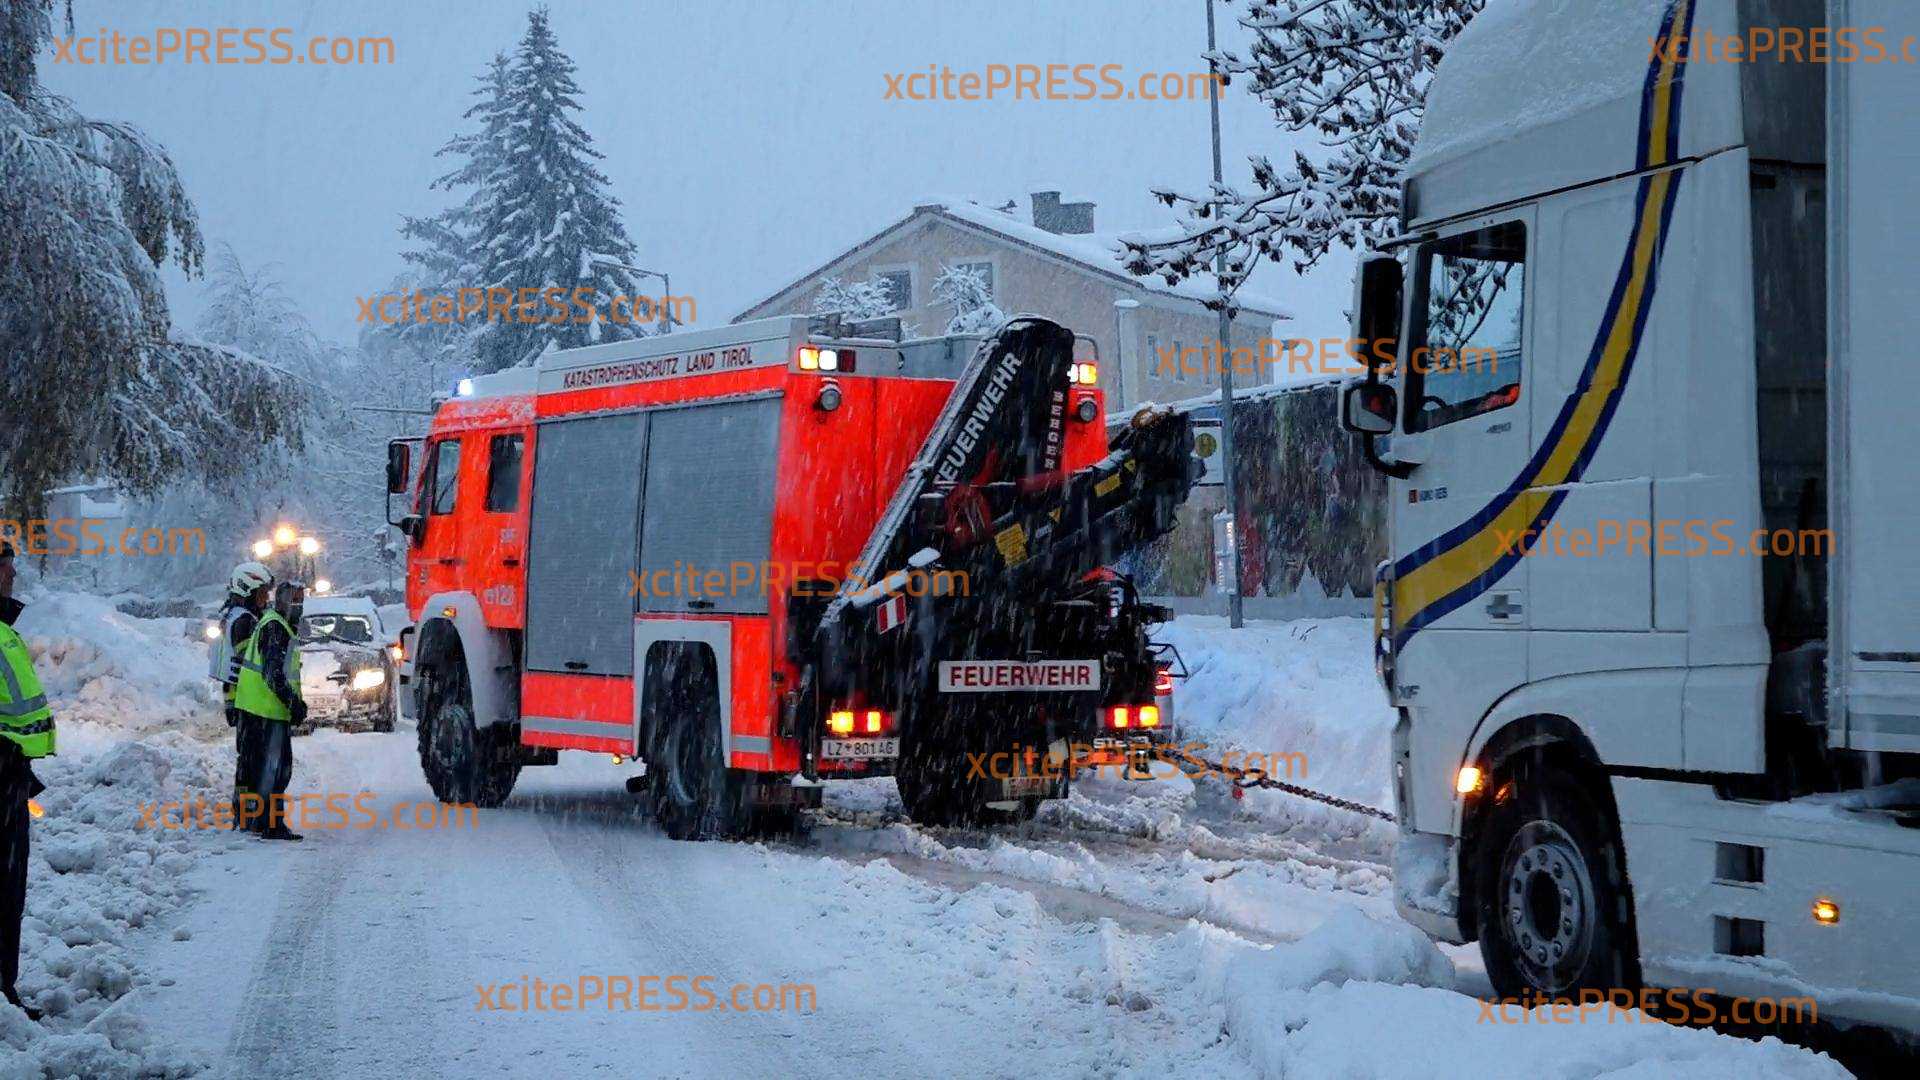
left=2, top=594, right=1859, bottom=1078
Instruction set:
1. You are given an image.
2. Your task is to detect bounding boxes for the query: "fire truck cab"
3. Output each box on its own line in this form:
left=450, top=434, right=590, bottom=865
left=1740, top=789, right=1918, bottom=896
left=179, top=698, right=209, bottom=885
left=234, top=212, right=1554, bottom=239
left=387, top=315, right=1191, bottom=838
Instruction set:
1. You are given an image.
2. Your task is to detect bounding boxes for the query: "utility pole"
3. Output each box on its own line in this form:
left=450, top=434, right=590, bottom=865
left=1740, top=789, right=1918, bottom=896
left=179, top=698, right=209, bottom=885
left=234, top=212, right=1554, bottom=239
left=1206, top=0, right=1245, bottom=628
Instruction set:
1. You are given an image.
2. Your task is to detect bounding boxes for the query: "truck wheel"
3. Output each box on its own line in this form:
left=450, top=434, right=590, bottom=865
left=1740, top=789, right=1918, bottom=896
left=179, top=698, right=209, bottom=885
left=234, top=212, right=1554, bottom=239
left=646, top=663, right=750, bottom=840
left=417, top=661, right=520, bottom=809
left=895, top=733, right=1006, bottom=828
left=1475, top=766, right=1638, bottom=999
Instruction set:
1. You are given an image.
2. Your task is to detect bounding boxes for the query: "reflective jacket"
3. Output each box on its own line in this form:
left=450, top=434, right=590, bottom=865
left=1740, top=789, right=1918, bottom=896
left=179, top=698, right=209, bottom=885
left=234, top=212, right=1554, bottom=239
left=0, top=598, right=54, bottom=759
left=234, top=610, right=301, bottom=723
left=209, top=604, right=258, bottom=702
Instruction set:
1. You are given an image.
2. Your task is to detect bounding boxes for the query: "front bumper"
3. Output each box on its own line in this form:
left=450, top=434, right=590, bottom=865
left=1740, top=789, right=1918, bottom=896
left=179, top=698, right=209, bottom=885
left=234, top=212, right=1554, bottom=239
left=299, top=689, right=390, bottom=732
left=1393, top=828, right=1467, bottom=945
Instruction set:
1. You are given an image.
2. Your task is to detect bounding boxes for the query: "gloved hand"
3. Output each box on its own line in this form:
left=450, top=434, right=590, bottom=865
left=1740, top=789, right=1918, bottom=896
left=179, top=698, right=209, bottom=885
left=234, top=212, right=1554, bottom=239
left=290, top=700, right=309, bottom=726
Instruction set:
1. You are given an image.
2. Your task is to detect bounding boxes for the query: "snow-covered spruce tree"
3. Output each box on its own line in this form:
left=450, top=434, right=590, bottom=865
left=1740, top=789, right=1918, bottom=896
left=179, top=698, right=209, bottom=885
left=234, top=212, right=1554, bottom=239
left=930, top=265, right=1007, bottom=335
left=467, top=8, right=651, bottom=373
left=0, top=0, right=303, bottom=520
left=811, top=277, right=896, bottom=321
left=386, top=52, right=514, bottom=371
left=1119, top=0, right=1483, bottom=304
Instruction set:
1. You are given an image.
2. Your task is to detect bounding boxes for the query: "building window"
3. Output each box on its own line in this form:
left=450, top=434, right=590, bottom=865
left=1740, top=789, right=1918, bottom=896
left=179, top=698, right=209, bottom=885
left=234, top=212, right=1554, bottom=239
left=956, top=260, right=995, bottom=300
left=874, top=269, right=913, bottom=312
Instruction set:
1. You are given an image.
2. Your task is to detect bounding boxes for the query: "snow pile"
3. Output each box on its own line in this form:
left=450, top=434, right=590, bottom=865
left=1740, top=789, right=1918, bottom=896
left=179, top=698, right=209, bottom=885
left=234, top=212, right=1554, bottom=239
left=1152, top=615, right=1397, bottom=841
left=761, top=845, right=1849, bottom=1078
left=3, top=587, right=235, bottom=1078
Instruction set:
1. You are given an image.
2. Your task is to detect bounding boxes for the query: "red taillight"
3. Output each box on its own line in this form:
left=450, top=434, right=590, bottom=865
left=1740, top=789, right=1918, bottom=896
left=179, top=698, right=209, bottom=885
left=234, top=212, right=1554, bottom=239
left=1154, top=664, right=1174, bottom=696
left=1107, top=704, right=1158, bottom=730
left=864, top=709, right=884, bottom=734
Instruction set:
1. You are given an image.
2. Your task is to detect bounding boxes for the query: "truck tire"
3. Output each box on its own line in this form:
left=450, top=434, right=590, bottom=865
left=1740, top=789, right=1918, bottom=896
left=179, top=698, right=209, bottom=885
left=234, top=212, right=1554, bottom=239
left=1474, top=765, right=1638, bottom=999
left=895, top=731, right=1023, bottom=828
left=646, top=662, right=751, bottom=840
left=417, top=659, right=520, bottom=809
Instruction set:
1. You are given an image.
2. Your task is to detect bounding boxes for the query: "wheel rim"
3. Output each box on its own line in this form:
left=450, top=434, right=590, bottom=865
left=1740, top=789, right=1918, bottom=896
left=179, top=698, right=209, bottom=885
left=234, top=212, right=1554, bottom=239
left=1499, top=820, right=1598, bottom=993
left=432, top=701, right=473, bottom=778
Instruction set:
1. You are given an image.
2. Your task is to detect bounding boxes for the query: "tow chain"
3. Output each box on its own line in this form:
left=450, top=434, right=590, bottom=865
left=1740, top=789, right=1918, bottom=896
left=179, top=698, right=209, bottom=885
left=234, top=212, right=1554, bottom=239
left=1183, top=751, right=1398, bottom=824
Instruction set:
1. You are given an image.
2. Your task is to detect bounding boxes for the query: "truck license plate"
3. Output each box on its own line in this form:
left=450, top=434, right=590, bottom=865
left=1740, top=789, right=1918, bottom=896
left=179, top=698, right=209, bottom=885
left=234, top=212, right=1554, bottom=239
left=822, top=737, right=900, bottom=760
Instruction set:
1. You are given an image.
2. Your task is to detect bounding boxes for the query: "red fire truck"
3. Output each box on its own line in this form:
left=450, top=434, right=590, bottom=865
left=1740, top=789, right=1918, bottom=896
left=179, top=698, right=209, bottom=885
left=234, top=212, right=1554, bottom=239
left=385, top=314, right=1197, bottom=838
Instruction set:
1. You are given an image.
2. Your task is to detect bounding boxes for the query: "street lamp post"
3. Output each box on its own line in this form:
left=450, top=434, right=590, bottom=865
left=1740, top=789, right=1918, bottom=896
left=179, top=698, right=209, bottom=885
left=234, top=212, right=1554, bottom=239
left=591, top=257, right=676, bottom=333
left=1205, top=0, right=1246, bottom=629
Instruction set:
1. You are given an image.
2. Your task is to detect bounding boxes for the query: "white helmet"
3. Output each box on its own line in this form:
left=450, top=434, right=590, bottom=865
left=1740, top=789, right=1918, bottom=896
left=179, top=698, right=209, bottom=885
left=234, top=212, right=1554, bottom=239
left=229, top=561, right=275, bottom=596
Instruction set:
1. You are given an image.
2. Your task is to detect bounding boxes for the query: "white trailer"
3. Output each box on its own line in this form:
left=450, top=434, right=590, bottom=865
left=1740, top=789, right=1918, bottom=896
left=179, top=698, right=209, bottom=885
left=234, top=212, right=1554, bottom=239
left=1341, top=0, right=1920, bottom=1031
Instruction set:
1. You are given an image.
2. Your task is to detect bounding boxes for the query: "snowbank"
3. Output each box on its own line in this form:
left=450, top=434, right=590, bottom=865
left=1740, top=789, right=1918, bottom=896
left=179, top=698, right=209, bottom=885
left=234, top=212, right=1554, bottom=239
left=3, top=587, right=235, bottom=1078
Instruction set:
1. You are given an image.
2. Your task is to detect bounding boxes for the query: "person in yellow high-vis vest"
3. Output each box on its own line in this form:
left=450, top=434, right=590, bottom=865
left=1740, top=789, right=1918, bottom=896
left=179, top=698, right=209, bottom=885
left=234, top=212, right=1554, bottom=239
left=215, top=563, right=274, bottom=828
left=233, top=581, right=307, bottom=840
left=0, top=541, right=52, bottom=1019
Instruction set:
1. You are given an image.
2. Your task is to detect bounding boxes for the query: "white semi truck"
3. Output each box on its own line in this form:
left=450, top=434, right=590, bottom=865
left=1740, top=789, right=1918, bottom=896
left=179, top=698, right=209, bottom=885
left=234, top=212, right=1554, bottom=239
left=1341, top=0, right=1919, bottom=1031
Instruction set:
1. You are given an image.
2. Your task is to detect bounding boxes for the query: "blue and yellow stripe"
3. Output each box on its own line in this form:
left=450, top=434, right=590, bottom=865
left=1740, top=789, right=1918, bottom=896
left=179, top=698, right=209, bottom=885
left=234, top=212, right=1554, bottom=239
left=1390, top=0, right=1698, bottom=651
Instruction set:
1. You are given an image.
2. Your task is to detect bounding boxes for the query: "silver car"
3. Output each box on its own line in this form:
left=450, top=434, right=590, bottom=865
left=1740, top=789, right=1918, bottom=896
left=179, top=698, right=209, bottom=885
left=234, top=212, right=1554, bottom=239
left=296, top=596, right=400, bottom=733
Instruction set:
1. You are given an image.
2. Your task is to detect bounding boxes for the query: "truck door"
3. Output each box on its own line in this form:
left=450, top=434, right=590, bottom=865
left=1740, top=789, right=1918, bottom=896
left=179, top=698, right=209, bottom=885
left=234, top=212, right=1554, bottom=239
left=1386, top=212, right=1533, bottom=713
left=473, top=429, right=531, bottom=627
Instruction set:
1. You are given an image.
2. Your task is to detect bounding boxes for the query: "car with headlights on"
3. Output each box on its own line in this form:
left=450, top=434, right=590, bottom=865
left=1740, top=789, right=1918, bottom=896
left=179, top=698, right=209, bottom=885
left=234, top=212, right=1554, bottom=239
left=296, top=596, right=398, bottom=733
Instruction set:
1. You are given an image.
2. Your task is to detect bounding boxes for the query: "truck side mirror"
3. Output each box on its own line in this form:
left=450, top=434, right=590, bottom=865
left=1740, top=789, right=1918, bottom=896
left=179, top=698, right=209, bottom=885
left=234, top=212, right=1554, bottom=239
left=386, top=442, right=412, bottom=494
left=1353, top=254, right=1405, bottom=379
left=398, top=514, right=425, bottom=544
left=1342, top=381, right=1398, bottom=435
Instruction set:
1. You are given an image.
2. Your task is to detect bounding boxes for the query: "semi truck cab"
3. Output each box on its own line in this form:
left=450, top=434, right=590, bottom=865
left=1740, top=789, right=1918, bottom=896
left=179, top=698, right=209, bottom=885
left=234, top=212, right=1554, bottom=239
left=1343, top=0, right=1920, bottom=1031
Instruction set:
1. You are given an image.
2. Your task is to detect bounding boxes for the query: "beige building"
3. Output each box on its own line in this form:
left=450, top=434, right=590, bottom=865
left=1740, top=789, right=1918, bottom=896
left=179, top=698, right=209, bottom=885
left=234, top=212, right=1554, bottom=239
left=734, top=191, right=1289, bottom=412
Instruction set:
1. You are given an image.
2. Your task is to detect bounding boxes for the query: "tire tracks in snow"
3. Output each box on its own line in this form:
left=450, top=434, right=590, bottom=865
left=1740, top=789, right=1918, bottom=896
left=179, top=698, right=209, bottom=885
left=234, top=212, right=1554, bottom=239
left=219, top=842, right=348, bottom=1080
left=531, top=810, right=844, bottom=1079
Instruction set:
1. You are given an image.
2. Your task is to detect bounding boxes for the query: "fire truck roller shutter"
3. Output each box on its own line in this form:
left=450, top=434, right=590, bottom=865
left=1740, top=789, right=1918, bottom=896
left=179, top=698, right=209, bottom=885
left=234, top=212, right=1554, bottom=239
left=525, top=412, right=648, bottom=675
left=636, top=397, right=783, bottom=616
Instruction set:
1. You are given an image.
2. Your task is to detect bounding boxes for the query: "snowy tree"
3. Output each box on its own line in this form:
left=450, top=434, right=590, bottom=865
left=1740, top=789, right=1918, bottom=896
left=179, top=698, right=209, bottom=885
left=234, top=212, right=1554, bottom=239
left=1119, top=0, right=1484, bottom=305
left=930, top=266, right=1006, bottom=335
left=811, top=277, right=896, bottom=321
left=386, top=52, right=514, bottom=370
left=0, top=1, right=303, bottom=519
left=466, top=8, right=651, bottom=372
left=186, top=249, right=393, bottom=588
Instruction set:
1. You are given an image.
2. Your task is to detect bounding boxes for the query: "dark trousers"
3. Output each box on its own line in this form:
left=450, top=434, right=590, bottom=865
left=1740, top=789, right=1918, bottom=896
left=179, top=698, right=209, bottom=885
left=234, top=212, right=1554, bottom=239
left=234, top=714, right=293, bottom=831
left=1, top=780, right=30, bottom=1005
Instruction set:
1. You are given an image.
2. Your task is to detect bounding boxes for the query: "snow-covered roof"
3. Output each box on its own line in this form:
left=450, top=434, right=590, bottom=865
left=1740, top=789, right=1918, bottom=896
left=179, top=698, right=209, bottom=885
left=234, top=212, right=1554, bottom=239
left=928, top=198, right=1290, bottom=319
left=746, top=196, right=1290, bottom=321
left=1406, top=0, right=1744, bottom=225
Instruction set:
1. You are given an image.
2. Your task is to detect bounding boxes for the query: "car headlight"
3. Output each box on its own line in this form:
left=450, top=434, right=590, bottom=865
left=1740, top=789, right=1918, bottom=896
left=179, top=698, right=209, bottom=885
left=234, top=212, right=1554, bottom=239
left=350, top=668, right=387, bottom=692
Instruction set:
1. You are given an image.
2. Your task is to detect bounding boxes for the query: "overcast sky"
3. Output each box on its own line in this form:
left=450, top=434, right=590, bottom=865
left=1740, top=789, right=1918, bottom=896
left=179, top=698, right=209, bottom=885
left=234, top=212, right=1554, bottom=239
left=43, top=0, right=1355, bottom=348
